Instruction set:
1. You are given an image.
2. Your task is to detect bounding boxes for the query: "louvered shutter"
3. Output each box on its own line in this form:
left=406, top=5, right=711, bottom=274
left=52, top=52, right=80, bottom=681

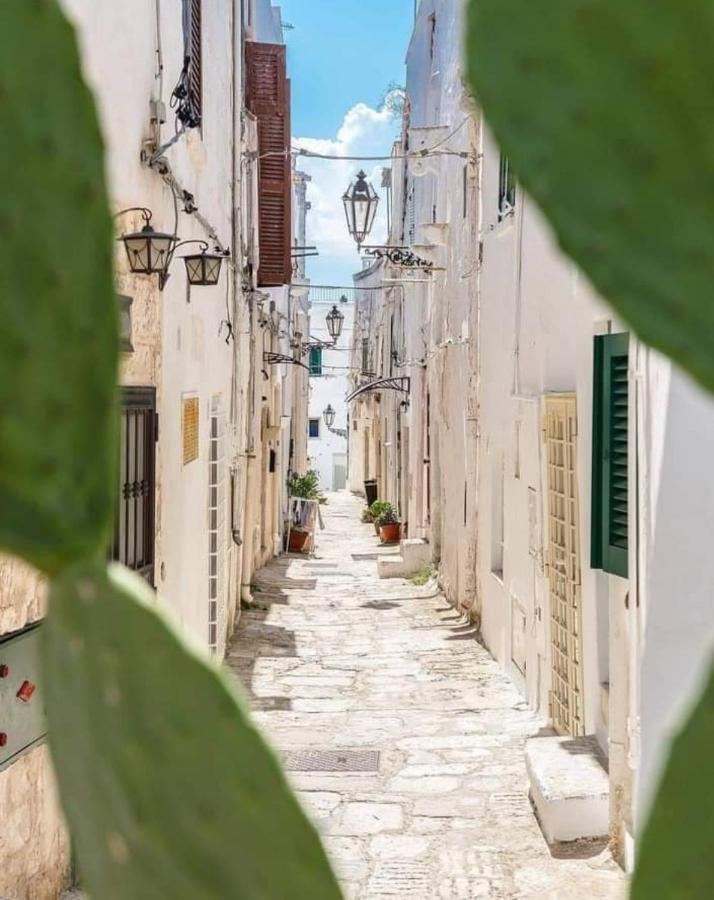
left=189, top=0, right=202, bottom=121
left=246, top=42, right=292, bottom=286
left=591, top=332, right=629, bottom=577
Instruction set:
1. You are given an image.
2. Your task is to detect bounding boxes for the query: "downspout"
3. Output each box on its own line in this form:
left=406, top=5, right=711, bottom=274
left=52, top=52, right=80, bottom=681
left=241, top=300, right=259, bottom=606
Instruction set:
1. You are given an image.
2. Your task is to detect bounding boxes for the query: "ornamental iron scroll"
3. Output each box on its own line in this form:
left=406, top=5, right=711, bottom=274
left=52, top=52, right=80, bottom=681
left=345, top=376, right=411, bottom=404
left=263, top=352, right=310, bottom=371
left=362, top=246, right=434, bottom=270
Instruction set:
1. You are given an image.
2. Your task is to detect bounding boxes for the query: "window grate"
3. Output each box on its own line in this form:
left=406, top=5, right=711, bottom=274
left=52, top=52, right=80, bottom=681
left=545, top=394, right=584, bottom=737
left=113, top=388, right=156, bottom=586
left=208, top=397, right=228, bottom=656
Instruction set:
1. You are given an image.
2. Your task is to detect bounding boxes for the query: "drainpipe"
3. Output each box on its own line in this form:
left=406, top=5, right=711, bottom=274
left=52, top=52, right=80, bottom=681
left=241, top=302, right=259, bottom=606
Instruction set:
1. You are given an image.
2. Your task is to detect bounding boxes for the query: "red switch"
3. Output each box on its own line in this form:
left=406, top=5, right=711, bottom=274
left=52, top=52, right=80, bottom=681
left=0, top=733, right=7, bottom=747
left=16, top=681, right=36, bottom=703
left=0, top=665, right=8, bottom=678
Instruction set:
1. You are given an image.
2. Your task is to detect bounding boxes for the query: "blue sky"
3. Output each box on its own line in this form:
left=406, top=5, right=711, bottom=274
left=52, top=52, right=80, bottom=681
left=279, top=0, right=414, bottom=284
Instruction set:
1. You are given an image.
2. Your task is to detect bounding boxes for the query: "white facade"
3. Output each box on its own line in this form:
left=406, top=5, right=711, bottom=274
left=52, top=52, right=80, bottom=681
left=307, top=299, right=354, bottom=491
left=0, top=1, right=306, bottom=893
left=348, top=0, right=714, bottom=870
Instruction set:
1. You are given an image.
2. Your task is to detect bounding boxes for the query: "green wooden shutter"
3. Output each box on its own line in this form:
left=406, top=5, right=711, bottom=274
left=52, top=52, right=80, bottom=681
left=591, top=333, right=629, bottom=577
left=309, top=348, right=322, bottom=376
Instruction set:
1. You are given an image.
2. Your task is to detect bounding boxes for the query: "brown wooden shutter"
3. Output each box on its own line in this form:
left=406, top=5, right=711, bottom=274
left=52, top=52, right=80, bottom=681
left=189, top=0, right=202, bottom=121
left=246, top=42, right=292, bottom=286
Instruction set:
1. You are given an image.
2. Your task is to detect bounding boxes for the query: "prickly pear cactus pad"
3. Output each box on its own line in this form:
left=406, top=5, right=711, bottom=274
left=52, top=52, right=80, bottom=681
left=466, top=0, right=714, bottom=396
left=631, top=664, right=714, bottom=898
left=0, top=1, right=118, bottom=573
left=43, top=562, right=342, bottom=900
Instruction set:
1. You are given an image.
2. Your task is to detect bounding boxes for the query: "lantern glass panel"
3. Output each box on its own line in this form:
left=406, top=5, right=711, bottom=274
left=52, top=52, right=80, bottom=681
left=148, top=234, right=176, bottom=273
left=123, top=234, right=151, bottom=273
left=185, top=257, right=204, bottom=283
left=205, top=256, right=222, bottom=284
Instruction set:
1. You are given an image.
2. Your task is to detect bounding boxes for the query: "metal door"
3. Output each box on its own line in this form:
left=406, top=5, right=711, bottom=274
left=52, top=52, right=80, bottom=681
left=544, top=394, right=584, bottom=736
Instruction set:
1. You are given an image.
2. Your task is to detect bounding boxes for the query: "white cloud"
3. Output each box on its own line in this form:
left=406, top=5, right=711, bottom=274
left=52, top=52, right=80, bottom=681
left=294, top=100, right=400, bottom=286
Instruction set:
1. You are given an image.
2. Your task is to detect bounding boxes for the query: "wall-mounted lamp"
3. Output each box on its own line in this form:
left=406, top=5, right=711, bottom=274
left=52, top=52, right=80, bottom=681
left=323, top=404, right=336, bottom=429
left=116, top=208, right=178, bottom=279
left=178, top=241, right=230, bottom=287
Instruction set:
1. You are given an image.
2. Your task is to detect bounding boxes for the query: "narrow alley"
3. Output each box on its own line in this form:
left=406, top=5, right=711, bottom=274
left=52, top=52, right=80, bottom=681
left=227, top=493, right=625, bottom=899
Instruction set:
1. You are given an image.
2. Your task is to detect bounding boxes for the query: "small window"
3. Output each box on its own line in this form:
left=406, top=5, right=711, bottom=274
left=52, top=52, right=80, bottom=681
left=309, top=347, right=323, bottom=376
left=591, top=332, right=629, bottom=578
left=498, top=153, right=516, bottom=220
left=308, top=418, right=320, bottom=439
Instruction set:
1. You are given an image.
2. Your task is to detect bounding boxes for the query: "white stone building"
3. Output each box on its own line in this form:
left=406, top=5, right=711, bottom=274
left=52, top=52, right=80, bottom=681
left=0, top=0, right=307, bottom=893
left=349, top=0, right=714, bottom=872
left=307, top=296, right=355, bottom=491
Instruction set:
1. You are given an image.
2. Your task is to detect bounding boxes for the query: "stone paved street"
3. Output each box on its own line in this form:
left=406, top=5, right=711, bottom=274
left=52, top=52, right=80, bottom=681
left=226, top=492, right=626, bottom=899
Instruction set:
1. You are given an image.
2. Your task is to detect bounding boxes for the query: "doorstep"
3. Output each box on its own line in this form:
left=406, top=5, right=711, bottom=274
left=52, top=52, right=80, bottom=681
left=525, top=734, right=609, bottom=844
left=377, top=538, right=431, bottom=579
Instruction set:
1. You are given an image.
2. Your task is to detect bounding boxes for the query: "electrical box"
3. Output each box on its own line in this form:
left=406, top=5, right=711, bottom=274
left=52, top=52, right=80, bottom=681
left=0, top=624, right=47, bottom=772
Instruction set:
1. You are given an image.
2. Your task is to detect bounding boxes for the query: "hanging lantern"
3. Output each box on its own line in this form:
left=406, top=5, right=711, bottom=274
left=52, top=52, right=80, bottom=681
left=182, top=244, right=229, bottom=286
left=326, top=304, right=345, bottom=343
left=342, top=170, right=379, bottom=249
left=323, top=404, right=336, bottom=429
left=118, top=208, right=177, bottom=277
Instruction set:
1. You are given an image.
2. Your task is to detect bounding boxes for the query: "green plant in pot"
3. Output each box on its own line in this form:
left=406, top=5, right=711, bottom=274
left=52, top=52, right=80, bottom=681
left=287, top=470, right=325, bottom=552
left=377, top=507, right=402, bottom=545
left=369, top=501, right=392, bottom=535
left=361, top=507, right=374, bottom=524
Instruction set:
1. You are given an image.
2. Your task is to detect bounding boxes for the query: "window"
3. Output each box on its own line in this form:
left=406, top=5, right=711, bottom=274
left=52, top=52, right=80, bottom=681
left=309, top=347, right=323, bottom=376
left=182, top=396, right=199, bottom=465
left=113, top=388, right=157, bottom=586
left=188, top=0, right=202, bottom=123
left=361, top=338, right=370, bottom=375
left=498, top=153, right=516, bottom=219
left=591, top=332, right=629, bottom=578
left=428, top=13, right=437, bottom=63
left=308, top=418, right=320, bottom=439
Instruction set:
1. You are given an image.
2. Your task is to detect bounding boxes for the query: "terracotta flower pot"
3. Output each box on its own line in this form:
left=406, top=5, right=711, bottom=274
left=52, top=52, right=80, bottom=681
left=288, top=529, right=309, bottom=553
left=380, top=523, right=401, bottom=544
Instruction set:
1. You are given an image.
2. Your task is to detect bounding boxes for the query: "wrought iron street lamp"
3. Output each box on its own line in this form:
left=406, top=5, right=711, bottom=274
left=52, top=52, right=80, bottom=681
left=342, top=170, right=379, bottom=250
left=116, top=208, right=178, bottom=278
left=179, top=241, right=230, bottom=287
left=326, top=304, right=345, bottom=343
left=323, top=404, right=336, bottom=429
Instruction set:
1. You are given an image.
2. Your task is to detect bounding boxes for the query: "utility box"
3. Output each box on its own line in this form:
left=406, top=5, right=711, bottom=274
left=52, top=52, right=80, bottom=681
left=0, top=623, right=46, bottom=771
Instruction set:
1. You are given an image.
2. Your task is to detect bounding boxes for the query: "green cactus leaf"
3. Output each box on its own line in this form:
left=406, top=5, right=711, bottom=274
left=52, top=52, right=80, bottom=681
left=466, top=0, right=714, bottom=395
left=0, top=1, right=117, bottom=573
left=43, top=561, right=342, bottom=900
left=632, top=663, right=714, bottom=898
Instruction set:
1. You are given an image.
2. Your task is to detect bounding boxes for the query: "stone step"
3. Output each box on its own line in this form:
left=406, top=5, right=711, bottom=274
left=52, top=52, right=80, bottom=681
left=525, top=735, right=609, bottom=844
left=377, top=539, right=431, bottom=579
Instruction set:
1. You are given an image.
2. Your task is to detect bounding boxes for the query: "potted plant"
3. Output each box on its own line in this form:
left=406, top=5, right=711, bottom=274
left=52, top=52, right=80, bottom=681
left=377, top=507, right=402, bottom=544
left=369, top=501, right=392, bottom=536
left=361, top=507, right=374, bottom=524
left=287, top=470, right=326, bottom=553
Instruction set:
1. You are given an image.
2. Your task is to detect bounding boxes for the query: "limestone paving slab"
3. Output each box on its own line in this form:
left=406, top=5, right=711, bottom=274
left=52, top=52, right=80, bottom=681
left=226, top=492, right=626, bottom=899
